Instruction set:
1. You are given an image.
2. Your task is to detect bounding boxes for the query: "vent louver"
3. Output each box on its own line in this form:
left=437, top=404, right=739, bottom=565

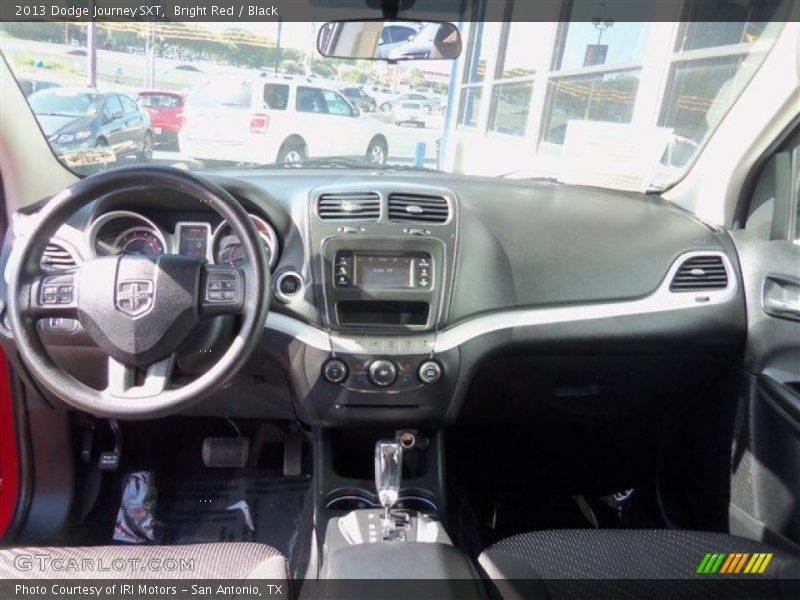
left=388, top=193, right=449, bottom=224
left=317, top=192, right=380, bottom=221
left=41, top=242, right=77, bottom=271
left=670, top=255, right=728, bottom=292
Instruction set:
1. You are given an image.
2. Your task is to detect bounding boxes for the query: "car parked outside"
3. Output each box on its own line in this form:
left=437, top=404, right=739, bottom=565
left=28, top=87, right=153, bottom=163
left=180, top=75, right=390, bottom=165
left=340, top=86, right=377, bottom=112
left=375, top=23, right=422, bottom=59
left=364, top=85, right=397, bottom=112
left=17, top=78, right=62, bottom=98
left=397, top=92, right=442, bottom=114
left=394, top=101, right=426, bottom=128
left=387, top=22, right=441, bottom=61
left=137, top=90, right=186, bottom=148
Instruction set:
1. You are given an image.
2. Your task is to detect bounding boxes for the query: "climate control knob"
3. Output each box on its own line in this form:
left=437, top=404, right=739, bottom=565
left=368, top=359, right=397, bottom=387
left=322, top=359, right=348, bottom=384
left=418, top=360, right=442, bottom=384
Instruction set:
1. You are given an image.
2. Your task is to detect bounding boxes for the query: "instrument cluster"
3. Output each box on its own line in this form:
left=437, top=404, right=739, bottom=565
left=88, top=210, right=279, bottom=270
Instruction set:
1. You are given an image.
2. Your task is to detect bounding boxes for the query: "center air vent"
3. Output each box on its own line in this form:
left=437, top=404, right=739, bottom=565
left=388, top=193, right=449, bottom=224
left=41, top=242, right=77, bottom=271
left=317, top=192, right=380, bottom=221
left=670, top=255, right=729, bottom=292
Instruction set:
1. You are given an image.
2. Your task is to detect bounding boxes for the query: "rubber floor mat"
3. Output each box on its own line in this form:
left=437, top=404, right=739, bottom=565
left=158, top=475, right=310, bottom=558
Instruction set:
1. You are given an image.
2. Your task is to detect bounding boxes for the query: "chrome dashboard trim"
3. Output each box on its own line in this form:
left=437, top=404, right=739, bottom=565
left=264, top=251, right=738, bottom=354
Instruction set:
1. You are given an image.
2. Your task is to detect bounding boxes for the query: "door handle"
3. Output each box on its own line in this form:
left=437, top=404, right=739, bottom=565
left=763, top=274, right=800, bottom=321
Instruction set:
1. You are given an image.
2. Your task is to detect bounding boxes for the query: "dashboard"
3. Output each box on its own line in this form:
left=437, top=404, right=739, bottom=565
left=4, top=169, right=746, bottom=428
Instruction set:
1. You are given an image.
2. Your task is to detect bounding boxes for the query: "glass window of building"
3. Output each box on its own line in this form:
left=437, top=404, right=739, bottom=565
left=488, top=21, right=539, bottom=136
left=543, top=70, right=640, bottom=144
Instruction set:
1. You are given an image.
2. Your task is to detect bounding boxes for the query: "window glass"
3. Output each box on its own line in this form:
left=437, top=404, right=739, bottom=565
left=186, top=81, right=252, bottom=109
left=263, top=84, right=289, bottom=110
left=322, top=90, right=354, bottom=116
left=28, top=89, right=103, bottom=117
left=555, top=22, right=650, bottom=71
left=659, top=56, right=746, bottom=145
left=138, top=94, right=181, bottom=109
left=676, top=1, right=785, bottom=50
left=120, top=96, right=138, bottom=114
left=458, top=87, right=483, bottom=128
left=489, top=82, right=534, bottom=136
left=296, top=87, right=326, bottom=113
left=105, top=95, right=124, bottom=118
left=464, top=22, right=488, bottom=84
left=543, top=70, right=640, bottom=144
left=496, top=22, right=539, bottom=79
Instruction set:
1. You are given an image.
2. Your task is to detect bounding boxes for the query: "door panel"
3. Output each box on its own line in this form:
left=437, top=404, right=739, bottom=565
left=729, top=223, right=800, bottom=549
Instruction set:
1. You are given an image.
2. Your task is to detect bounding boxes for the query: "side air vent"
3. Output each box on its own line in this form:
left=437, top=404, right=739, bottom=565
left=41, top=242, right=77, bottom=271
left=670, top=255, right=729, bottom=292
left=317, top=192, right=380, bottom=221
left=388, top=193, right=450, bottom=224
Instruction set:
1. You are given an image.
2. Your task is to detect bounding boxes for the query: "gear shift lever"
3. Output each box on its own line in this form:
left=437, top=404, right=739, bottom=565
left=375, top=440, right=402, bottom=523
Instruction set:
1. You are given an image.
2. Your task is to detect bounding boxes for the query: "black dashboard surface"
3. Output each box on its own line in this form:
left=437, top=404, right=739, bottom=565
left=208, top=170, right=730, bottom=326
left=2, top=169, right=745, bottom=425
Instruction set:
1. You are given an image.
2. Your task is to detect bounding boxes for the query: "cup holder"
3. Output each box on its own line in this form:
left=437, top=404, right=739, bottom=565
left=326, top=488, right=438, bottom=513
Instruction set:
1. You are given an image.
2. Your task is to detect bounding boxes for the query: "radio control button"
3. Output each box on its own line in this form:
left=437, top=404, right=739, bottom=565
left=323, top=359, right=348, bottom=384
left=369, top=359, right=397, bottom=387
left=418, top=360, right=442, bottom=384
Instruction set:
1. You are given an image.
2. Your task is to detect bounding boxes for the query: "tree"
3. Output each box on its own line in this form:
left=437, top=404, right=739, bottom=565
left=280, top=59, right=305, bottom=75
left=311, top=62, right=336, bottom=79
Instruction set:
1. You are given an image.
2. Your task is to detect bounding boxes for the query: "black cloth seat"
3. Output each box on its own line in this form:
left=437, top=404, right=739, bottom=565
left=0, top=542, right=287, bottom=580
left=478, top=529, right=800, bottom=600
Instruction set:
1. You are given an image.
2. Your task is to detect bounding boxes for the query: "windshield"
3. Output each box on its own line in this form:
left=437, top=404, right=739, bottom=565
left=0, top=13, right=787, bottom=191
left=28, top=89, right=102, bottom=117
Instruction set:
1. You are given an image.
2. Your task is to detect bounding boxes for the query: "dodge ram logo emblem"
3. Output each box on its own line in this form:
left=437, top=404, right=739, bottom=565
left=116, top=280, right=154, bottom=316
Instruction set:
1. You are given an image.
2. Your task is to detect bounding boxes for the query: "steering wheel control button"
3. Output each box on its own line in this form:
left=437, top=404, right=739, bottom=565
left=39, top=275, right=75, bottom=306
left=276, top=271, right=304, bottom=302
left=418, top=360, right=442, bottom=384
left=205, top=271, right=238, bottom=303
left=323, top=359, right=348, bottom=384
left=369, top=359, right=397, bottom=387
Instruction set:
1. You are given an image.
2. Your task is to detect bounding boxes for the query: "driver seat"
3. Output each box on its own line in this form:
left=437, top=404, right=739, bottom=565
left=0, top=542, right=287, bottom=580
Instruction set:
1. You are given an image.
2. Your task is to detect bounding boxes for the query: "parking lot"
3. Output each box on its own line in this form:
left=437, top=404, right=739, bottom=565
left=2, top=37, right=448, bottom=169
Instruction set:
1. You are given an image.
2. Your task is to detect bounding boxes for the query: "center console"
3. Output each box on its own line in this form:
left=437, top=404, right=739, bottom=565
left=294, top=183, right=461, bottom=428
left=317, top=439, right=485, bottom=598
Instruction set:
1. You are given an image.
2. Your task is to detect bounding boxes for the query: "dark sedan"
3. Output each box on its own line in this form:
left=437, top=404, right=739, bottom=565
left=28, top=88, right=153, bottom=165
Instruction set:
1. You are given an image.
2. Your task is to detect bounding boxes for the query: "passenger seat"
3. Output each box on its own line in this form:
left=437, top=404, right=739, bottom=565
left=478, top=529, right=800, bottom=599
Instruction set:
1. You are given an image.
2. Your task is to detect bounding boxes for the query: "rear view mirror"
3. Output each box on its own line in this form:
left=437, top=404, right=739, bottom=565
left=317, top=21, right=461, bottom=61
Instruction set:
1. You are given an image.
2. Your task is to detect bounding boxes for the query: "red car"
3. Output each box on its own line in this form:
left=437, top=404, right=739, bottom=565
left=136, top=90, right=186, bottom=148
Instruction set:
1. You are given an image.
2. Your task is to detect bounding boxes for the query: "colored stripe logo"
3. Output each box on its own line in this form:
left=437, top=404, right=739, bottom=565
left=696, top=553, right=773, bottom=574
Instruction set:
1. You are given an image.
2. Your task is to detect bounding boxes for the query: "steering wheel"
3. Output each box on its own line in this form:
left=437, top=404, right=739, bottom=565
left=7, top=167, right=270, bottom=418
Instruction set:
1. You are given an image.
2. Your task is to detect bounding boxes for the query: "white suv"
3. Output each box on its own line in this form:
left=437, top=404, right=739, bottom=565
left=180, top=75, right=389, bottom=165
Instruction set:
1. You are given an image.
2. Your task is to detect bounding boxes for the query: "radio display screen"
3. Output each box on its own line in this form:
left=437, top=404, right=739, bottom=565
left=354, top=254, right=414, bottom=288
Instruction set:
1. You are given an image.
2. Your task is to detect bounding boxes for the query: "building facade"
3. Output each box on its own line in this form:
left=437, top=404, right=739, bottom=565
left=442, top=1, right=785, bottom=182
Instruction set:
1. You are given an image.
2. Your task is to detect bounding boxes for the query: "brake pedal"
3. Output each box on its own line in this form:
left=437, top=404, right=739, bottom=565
left=202, top=437, right=250, bottom=468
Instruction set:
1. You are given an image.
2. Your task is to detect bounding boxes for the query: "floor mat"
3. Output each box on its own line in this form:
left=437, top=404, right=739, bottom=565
left=157, top=475, right=311, bottom=558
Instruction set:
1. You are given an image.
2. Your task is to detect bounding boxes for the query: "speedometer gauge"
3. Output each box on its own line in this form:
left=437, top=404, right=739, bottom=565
left=113, top=228, right=165, bottom=256
left=212, top=214, right=278, bottom=270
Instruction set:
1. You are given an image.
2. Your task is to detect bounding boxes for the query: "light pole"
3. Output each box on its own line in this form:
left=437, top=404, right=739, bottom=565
left=592, top=18, right=614, bottom=48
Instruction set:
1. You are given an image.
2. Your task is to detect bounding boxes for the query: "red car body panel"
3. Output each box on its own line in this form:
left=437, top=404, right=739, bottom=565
left=0, top=348, right=19, bottom=538
left=137, top=91, right=186, bottom=136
